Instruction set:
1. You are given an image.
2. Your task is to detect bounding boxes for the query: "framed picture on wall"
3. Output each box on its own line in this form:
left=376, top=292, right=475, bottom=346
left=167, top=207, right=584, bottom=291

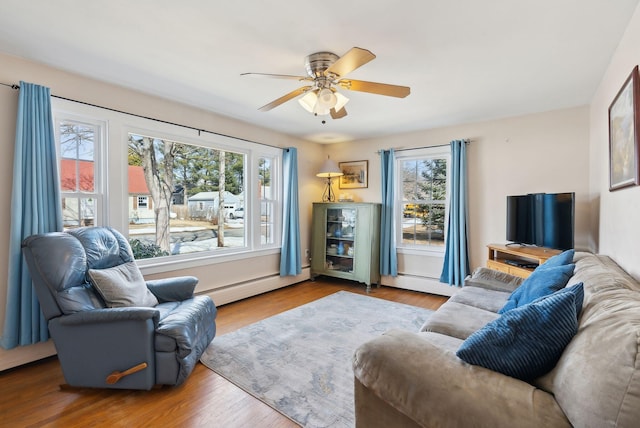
left=609, top=65, right=640, bottom=191
left=339, top=160, right=368, bottom=189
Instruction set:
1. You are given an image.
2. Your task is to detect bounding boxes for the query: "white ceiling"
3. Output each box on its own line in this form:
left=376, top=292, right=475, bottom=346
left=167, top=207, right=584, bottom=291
left=0, top=0, right=638, bottom=143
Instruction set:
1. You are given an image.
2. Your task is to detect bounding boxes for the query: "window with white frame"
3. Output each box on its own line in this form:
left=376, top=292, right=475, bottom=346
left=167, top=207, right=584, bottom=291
left=127, top=132, right=247, bottom=258
left=53, top=99, right=282, bottom=264
left=258, top=156, right=276, bottom=245
left=397, top=147, right=450, bottom=251
left=57, top=117, right=105, bottom=229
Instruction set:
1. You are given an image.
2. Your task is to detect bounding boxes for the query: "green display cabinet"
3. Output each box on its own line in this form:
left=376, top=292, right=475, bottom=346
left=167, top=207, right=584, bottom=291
left=311, top=202, right=381, bottom=290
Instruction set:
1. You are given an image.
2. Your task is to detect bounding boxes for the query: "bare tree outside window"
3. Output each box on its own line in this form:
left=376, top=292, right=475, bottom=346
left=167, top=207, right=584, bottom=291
left=128, top=135, right=176, bottom=252
left=127, top=133, right=245, bottom=259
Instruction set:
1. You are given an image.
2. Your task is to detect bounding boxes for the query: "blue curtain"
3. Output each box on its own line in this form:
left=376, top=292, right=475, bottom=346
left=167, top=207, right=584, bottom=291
left=280, top=147, right=301, bottom=276
left=440, top=140, right=470, bottom=286
left=380, top=149, right=397, bottom=276
left=1, top=82, right=63, bottom=349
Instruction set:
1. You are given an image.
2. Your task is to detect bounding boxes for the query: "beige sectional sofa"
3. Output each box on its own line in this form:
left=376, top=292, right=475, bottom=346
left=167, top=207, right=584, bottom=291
left=353, top=252, right=640, bottom=427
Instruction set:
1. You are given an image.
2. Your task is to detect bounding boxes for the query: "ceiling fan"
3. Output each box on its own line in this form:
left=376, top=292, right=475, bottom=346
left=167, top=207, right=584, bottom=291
left=241, top=47, right=411, bottom=120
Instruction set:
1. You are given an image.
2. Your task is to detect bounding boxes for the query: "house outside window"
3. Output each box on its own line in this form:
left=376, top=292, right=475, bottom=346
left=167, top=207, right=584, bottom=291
left=56, top=117, right=105, bottom=229
left=396, top=147, right=450, bottom=252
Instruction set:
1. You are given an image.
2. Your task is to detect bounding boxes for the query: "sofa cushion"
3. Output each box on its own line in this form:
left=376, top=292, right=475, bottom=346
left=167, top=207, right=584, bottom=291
left=421, top=301, right=499, bottom=340
left=499, top=264, right=575, bottom=313
left=464, top=267, right=524, bottom=292
left=540, top=249, right=575, bottom=268
left=418, top=331, right=464, bottom=353
left=449, top=286, right=511, bottom=313
left=88, top=262, right=159, bottom=308
left=457, top=283, right=583, bottom=381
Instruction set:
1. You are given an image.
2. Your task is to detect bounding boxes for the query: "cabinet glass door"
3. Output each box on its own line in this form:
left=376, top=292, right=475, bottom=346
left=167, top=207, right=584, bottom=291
left=325, top=207, right=357, bottom=273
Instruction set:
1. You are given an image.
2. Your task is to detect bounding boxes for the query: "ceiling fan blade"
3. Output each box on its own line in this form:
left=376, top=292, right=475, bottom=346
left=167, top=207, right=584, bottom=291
left=337, top=79, right=410, bottom=98
left=258, top=86, right=314, bottom=111
left=325, top=47, right=376, bottom=78
left=241, top=72, right=311, bottom=81
left=330, top=107, right=347, bottom=119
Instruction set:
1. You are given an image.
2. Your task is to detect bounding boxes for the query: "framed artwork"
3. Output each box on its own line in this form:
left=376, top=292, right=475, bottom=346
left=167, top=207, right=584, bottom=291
left=339, top=160, right=368, bottom=189
left=609, top=65, right=640, bottom=191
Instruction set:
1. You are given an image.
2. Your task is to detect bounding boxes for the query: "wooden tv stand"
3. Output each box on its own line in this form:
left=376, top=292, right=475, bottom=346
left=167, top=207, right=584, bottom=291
left=486, top=244, right=561, bottom=279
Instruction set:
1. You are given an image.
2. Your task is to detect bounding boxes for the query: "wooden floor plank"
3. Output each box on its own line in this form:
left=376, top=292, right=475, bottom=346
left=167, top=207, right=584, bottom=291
left=0, top=279, right=448, bottom=427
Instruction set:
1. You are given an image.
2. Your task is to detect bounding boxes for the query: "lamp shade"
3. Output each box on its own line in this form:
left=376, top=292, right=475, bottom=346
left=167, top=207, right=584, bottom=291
left=298, top=90, right=318, bottom=113
left=316, top=157, right=343, bottom=178
left=313, top=104, right=331, bottom=116
left=317, top=88, right=337, bottom=109
left=334, top=92, right=349, bottom=112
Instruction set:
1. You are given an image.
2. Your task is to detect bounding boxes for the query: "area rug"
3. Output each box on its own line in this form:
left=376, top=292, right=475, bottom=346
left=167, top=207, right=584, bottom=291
left=200, top=291, right=432, bottom=428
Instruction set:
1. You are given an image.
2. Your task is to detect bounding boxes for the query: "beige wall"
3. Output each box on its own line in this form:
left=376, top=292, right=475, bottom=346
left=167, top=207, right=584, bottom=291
left=0, top=53, right=323, bottom=369
left=589, top=3, right=640, bottom=279
left=326, top=106, right=590, bottom=293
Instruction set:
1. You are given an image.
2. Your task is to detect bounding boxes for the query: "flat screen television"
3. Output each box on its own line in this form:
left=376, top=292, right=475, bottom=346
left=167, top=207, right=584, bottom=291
left=506, top=192, right=575, bottom=250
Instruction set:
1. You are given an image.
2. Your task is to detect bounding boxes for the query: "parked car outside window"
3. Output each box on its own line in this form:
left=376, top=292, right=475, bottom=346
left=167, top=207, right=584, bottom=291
left=231, top=207, right=244, bottom=219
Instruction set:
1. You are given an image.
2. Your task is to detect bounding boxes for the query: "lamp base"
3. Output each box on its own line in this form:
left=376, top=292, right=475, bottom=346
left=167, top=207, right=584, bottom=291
left=321, top=177, right=336, bottom=202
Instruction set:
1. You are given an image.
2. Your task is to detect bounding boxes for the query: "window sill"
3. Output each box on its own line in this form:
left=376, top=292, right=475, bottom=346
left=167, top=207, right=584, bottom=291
left=137, top=247, right=281, bottom=276
left=397, top=247, right=445, bottom=258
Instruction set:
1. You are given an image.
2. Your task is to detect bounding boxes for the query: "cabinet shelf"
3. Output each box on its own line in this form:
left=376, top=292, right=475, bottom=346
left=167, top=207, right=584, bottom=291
left=326, top=254, right=354, bottom=259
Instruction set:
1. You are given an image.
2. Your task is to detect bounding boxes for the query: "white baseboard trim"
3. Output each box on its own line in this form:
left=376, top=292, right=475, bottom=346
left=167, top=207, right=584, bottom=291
left=381, top=274, right=460, bottom=297
left=202, top=267, right=311, bottom=306
left=0, top=340, right=56, bottom=372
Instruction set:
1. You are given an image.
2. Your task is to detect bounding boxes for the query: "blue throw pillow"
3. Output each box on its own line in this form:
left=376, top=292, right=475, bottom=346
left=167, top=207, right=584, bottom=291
left=539, top=249, right=575, bottom=269
left=545, top=282, right=584, bottom=315
left=457, top=283, right=583, bottom=381
left=499, top=263, right=575, bottom=313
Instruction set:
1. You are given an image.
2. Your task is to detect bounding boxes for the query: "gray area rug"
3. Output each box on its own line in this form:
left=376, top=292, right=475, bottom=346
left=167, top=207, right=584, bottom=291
left=200, top=290, right=433, bottom=428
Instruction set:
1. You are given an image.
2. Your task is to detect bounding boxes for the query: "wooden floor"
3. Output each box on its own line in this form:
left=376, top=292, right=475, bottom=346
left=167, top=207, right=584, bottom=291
left=0, top=279, right=448, bottom=428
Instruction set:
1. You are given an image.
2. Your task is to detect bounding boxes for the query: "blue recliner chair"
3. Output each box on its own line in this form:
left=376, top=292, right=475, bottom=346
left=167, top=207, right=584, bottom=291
left=21, top=226, right=217, bottom=390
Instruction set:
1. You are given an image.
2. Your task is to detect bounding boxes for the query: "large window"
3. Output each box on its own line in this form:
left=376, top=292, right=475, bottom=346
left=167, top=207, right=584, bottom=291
left=397, top=148, right=449, bottom=251
left=53, top=99, right=282, bottom=266
left=127, top=132, right=246, bottom=259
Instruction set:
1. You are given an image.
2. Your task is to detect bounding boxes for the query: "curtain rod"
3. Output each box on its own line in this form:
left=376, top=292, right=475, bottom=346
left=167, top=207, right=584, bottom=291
left=377, top=139, right=471, bottom=154
left=1, top=82, right=284, bottom=150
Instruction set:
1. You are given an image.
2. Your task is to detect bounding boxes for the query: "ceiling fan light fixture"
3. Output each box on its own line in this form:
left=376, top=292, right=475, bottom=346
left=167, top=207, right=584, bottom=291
left=334, top=92, right=349, bottom=113
left=313, top=104, right=331, bottom=116
left=317, top=88, right=337, bottom=109
left=244, top=47, right=410, bottom=118
left=298, top=90, right=318, bottom=113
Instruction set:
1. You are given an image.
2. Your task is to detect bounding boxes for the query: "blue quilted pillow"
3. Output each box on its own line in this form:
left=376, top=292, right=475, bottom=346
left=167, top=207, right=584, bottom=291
left=457, top=283, right=583, bottom=381
left=550, top=282, right=584, bottom=315
left=539, top=249, right=575, bottom=269
left=499, top=263, right=575, bottom=313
